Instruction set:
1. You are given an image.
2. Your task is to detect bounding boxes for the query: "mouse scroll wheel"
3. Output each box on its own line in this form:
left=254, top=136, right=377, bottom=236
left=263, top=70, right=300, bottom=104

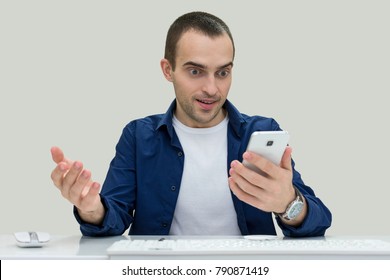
left=29, top=232, right=39, bottom=243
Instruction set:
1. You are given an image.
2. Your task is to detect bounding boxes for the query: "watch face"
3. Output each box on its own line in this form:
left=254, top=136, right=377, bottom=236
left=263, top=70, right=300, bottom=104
left=287, top=201, right=304, bottom=220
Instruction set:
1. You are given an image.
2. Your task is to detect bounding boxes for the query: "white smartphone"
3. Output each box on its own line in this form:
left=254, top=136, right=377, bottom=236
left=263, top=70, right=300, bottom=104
left=243, top=131, right=290, bottom=173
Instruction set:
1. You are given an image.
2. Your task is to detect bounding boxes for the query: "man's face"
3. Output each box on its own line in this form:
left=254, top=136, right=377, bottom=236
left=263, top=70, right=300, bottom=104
left=162, top=30, right=234, bottom=128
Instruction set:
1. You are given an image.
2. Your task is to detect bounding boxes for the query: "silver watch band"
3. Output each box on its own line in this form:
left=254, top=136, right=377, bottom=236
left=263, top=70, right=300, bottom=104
left=277, top=186, right=303, bottom=220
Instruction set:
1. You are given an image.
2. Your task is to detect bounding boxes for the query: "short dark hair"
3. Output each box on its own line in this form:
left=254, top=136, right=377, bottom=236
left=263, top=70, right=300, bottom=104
left=164, top=11, right=235, bottom=70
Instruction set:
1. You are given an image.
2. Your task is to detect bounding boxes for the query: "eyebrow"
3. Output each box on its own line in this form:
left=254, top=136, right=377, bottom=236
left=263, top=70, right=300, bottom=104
left=182, top=61, right=233, bottom=70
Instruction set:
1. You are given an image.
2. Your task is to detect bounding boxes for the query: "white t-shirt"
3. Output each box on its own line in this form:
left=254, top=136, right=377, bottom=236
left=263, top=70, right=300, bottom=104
left=169, top=115, right=241, bottom=235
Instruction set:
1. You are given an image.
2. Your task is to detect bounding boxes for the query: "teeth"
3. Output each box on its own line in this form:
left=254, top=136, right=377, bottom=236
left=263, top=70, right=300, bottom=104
left=199, top=100, right=213, bottom=104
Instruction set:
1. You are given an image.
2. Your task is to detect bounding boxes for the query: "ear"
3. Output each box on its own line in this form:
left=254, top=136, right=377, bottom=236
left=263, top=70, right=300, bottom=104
left=160, top=59, right=173, bottom=82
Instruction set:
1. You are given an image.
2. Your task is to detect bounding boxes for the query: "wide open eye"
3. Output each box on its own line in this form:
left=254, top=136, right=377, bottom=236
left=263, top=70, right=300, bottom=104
left=189, top=68, right=201, bottom=76
left=217, top=69, right=230, bottom=78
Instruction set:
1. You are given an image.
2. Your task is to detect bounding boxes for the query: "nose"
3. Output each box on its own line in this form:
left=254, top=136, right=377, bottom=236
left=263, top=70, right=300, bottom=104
left=202, top=75, right=218, bottom=96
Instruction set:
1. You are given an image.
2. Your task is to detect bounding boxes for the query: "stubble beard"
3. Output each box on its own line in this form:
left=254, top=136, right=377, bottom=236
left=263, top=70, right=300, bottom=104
left=179, top=97, right=224, bottom=127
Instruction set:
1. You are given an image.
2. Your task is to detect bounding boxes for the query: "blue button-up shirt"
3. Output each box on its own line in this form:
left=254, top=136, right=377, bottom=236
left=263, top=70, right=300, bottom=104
left=75, top=100, right=332, bottom=237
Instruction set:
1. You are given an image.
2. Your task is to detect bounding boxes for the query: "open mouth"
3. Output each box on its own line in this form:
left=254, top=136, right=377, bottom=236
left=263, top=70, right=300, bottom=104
left=196, top=98, right=217, bottom=110
left=197, top=99, right=215, bottom=105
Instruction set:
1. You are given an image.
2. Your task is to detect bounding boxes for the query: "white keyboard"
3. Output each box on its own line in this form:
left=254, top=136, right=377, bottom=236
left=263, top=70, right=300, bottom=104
left=107, top=237, right=390, bottom=256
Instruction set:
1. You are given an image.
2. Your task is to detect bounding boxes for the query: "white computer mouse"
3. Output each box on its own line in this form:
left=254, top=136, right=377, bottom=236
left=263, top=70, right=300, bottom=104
left=14, top=231, right=50, bottom=248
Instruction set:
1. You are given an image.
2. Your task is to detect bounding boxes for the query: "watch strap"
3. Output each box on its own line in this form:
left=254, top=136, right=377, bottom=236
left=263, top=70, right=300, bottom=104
left=277, top=186, right=304, bottom=220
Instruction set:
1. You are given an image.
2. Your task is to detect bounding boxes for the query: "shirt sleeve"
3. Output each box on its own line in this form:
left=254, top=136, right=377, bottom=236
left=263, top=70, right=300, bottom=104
left=276, top=162, right=332, bottom=237
left=73, top=123, right=138, bottom=236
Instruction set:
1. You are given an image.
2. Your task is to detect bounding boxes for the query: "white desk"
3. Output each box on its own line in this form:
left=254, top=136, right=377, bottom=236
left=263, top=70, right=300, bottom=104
left=0, top=235, right=120, bottom=260
left=1, top=234, right=390, bottom=260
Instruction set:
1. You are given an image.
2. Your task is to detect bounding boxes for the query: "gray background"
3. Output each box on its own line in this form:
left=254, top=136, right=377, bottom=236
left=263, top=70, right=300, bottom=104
left=1, top=0, right=389, bottom=236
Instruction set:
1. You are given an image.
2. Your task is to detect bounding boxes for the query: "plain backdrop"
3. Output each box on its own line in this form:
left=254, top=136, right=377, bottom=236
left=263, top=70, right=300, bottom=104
left=1, top=0, right=389, bottom=236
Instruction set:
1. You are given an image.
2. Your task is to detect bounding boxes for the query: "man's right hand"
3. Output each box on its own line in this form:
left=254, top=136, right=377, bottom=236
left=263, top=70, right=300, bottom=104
left=50, top=146, right=105, bottom=225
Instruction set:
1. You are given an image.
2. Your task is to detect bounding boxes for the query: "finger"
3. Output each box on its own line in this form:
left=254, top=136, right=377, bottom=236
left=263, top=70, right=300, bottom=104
left=69, top=171, right=98, bottom=210
left=61, top=161, right=83, bottom=198
left=280, top=146, right=293, bottom=171
left=242, top=151, right=279, bottom=177
left=229, top=161, right=271, bottom=198
left=51, top=146, right=73, bottom=165
left=230, top=160, right=268, bottom=189
left=69, top=169, right=92, bottom=200
left=51, top=162, right=70, bottom=188
left=228, top=177, right=264, bottom=210
left=51, top=146, right=64, bottom=163
left=66, top=169, right=100, bottom=211
left=88, top=182, right=101, bottom=196
left=76, top=182, right=101, bottom=212
left=81, top=182, right=101, bottom=202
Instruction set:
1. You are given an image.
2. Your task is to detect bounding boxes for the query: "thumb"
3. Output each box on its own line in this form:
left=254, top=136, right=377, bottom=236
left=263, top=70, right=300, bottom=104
left=280, top=146, right=293, bottom=171
left=51, top=146, right=71, bottom=164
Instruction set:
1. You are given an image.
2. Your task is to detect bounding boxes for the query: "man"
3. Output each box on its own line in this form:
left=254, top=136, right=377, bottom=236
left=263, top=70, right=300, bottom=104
left=51, top=11, right=331, bottom=237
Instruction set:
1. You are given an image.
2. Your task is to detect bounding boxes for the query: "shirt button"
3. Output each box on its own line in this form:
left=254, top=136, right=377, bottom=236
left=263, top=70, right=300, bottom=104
left=162, top=223, right=168, bottom=228
left=177, top=151, right=183, bottom=157
left=171, top=186, right=176, bottom=191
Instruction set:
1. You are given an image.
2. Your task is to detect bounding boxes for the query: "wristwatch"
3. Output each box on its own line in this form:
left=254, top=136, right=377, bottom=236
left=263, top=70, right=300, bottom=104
left=277, top=186, right=304, bottom=221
